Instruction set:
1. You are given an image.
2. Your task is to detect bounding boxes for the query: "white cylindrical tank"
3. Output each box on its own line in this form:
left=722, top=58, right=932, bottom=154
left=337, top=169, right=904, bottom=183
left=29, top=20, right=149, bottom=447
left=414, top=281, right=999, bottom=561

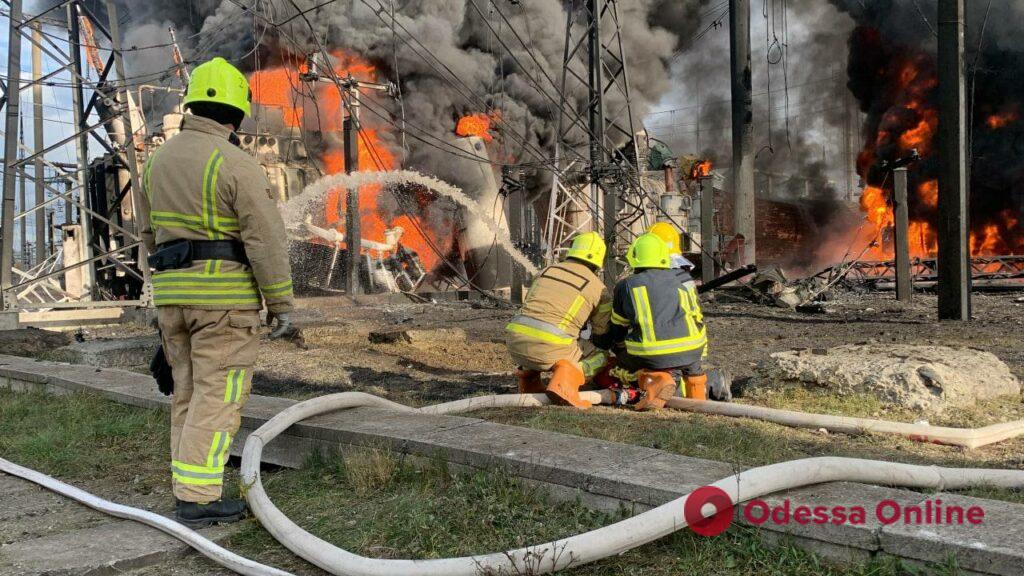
left=442, top=136, right=511, bottom=290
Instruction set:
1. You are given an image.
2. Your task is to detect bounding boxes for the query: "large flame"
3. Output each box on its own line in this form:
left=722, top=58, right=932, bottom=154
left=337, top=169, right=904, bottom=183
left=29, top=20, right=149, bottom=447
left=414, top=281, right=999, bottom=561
left=455, top=112, right=498, bottom=141
left=249, top=51, right=449, bottom=270
left=851, top=38, right=1019, bottom=260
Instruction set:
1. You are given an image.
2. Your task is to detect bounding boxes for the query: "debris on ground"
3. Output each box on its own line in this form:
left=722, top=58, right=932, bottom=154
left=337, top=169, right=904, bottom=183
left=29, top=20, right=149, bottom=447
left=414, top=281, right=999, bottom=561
left=764, top=344, right=1021, bottom=413
left=0, top=328, right=72, bottom=358
left=368, top=327, right=468, bottom=345
left=749, top=267, right=828, bottom=309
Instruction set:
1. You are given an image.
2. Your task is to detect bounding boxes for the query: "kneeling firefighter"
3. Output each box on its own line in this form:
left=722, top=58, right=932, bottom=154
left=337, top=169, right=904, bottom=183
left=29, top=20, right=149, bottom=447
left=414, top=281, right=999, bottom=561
left=603, top=233, right=709, bottom=410
left=139, top=57, right=295, bottom=527
left=505, top=232, right=612, bottom=408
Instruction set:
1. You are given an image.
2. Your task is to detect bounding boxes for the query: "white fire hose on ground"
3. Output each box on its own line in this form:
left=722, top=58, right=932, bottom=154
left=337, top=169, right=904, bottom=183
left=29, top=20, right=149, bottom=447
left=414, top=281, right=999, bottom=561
left=4, top=390, right=1024, bottom=576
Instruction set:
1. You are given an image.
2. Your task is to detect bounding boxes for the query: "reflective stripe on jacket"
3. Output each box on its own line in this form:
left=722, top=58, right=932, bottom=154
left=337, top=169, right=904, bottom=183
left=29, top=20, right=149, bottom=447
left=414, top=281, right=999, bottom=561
left=504, top=259, right=609, bottom=346
left=611, top=268, right=707, bottom=369
left=138, top=115, right=294, bottom=312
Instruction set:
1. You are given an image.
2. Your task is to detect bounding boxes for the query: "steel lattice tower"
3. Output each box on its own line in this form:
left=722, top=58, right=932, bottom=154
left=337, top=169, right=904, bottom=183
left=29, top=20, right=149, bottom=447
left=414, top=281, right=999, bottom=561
left=545, top=0, right=651, bottom=283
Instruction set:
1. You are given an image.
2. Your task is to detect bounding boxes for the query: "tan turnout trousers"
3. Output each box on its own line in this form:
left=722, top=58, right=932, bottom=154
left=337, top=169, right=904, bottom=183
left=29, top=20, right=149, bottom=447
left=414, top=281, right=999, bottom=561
left=160, top=307, right=260, bottom=502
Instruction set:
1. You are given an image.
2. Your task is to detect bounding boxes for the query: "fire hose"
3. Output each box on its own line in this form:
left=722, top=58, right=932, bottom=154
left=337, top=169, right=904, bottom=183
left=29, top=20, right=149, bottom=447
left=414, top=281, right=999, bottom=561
left=4, top=390, right=1024, bottom=576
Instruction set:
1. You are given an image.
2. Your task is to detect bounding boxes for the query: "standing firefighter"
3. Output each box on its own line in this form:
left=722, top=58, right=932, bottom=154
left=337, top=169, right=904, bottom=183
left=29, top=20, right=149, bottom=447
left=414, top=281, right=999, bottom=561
left=139, top=57, right=294, bottom=527
left=605, top=233, right=709, bottom=410
left=505, top=232, right=611, bottom=408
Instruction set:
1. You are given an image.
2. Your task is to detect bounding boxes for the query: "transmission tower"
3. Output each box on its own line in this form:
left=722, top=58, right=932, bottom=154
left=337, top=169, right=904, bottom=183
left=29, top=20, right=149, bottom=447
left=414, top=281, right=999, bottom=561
left=545, top=0, right=651, bottom=282
left=1, top=0, right=152, bottom=324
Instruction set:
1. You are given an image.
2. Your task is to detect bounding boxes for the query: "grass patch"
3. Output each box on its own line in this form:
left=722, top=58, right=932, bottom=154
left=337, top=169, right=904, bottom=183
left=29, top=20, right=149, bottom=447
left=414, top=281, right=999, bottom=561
left=0, top=389, right=998, bottom=574
left=0, top=388, right=168, bottom=483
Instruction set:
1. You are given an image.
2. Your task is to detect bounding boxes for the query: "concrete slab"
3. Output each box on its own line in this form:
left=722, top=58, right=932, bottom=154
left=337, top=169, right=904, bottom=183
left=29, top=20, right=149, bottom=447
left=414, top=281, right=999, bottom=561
left=0, top=520, right=234, bottom=576
left=589, top=451, right=736, bottom=507
left=0, top=312, right=19, bottom=330
left=0, top=481, right=66, bottom=523
left=879, top=493, right=1024, bottom=576
left=736, top=481, right=926, bottom=552
left=43, top=335, right=160, bottom=371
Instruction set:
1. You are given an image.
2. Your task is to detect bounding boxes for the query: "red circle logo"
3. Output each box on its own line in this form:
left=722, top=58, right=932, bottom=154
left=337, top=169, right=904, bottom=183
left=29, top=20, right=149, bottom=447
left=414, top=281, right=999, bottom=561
left=684, top=486, right=734, bottom=536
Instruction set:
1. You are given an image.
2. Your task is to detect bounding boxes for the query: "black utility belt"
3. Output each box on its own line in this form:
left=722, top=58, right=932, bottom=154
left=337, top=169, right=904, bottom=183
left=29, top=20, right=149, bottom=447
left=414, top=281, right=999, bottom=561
left=148, top=239, right=249, bottom=271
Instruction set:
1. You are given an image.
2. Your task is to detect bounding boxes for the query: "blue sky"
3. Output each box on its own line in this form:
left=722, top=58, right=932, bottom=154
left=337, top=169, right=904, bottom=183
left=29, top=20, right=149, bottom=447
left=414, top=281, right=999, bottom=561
left=2, top=12, right=99, bottom=255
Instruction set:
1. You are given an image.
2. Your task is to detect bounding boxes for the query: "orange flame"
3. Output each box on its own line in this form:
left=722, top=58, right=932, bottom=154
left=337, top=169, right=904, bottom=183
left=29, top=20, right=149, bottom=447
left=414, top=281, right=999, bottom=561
left=918, top=180, right=938, bottom=209
left=249, top=66, right=305, bottom=127
left=249, top=51, right=450, bottom=270
left=897, top=110, right=937, bottom=154
left=455, top=112, right=498, bottom=141
left=986, top=109, right=1019, bottom=130
left=690, top=160, right=713, bottom=179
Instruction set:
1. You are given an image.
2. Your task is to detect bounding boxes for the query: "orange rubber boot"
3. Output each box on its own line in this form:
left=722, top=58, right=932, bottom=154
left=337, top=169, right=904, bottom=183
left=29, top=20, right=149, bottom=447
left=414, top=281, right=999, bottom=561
left=684, top=374, right=708, bottom=401
left=516, top=369, right=545, bottom=394
left=545, top=360, right=591, bottom=408
left=634, top=370, right=675, bottom=411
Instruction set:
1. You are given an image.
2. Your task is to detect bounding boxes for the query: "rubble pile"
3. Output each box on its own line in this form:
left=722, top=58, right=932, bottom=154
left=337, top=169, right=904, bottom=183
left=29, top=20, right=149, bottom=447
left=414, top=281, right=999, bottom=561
left=765, top=344, right=1021, bottom=413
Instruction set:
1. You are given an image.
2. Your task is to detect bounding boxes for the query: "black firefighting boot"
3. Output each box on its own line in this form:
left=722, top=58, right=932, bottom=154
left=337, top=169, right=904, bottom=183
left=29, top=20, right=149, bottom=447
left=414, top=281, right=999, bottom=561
left=175, top=498, right=247, bottom=528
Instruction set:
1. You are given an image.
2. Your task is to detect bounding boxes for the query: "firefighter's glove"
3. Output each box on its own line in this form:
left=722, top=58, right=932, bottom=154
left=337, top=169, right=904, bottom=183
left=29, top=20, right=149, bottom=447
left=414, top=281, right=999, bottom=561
left=149, top=344, right=174, bottom=396
left=268, top=312, right=292, bottom=340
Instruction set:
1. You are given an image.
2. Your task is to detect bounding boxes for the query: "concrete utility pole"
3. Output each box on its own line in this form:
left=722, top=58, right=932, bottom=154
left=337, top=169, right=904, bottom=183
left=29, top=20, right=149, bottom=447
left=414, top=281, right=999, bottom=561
left=1, top=0, right=24, bottom=306
left=936, top=0, right=971, bottom=320
left=343, top=99, right=361, bottom=295
left=729, top=0, right=755, bottom=267
left=893, top=167, right=912, bottom=302
left=31, top=22, right=46, bottom=264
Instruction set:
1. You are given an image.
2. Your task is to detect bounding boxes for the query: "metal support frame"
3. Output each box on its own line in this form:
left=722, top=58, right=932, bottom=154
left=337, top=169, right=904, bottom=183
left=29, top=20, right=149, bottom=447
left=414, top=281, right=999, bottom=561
left=1, top=0, right=25, bottom=303
left=823, top=256, right=1024, bottom=284
left=546, top=0, right=647, bottom=282
left=1, top=0, right=152, bottom=314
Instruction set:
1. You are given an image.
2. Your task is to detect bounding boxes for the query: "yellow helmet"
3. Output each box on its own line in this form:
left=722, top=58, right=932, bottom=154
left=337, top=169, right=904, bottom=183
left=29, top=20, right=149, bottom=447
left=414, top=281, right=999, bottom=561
left=648, top=222, right=682, bottom=255
left=183, top=57, right=252, bottom=116
left=626, top=233, right=671, bottom=270
left=565, top=232, right=606, bottom=268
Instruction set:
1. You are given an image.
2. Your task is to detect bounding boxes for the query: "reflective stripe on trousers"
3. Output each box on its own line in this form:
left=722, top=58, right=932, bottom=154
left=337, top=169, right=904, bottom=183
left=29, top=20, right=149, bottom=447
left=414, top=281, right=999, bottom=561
left=171, top=430, right=231, bottom=486
left=505, top=315, right=574, bottom=346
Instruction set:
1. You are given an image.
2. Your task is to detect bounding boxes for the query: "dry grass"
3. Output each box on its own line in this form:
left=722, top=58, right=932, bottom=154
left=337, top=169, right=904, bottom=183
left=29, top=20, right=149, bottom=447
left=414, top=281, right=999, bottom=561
left=340, top=446, right=401, bottom=496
